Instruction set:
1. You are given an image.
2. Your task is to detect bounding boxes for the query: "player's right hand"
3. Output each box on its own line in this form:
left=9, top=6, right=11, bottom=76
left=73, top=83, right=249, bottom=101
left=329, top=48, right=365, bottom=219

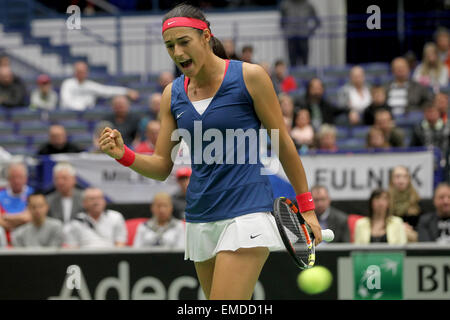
left=99, top=127, right=125, bottom=159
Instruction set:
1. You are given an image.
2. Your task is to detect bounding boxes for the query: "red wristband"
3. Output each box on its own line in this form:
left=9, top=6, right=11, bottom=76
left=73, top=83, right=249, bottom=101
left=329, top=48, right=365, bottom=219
left=296, top=192, right=315, bottom=213
left=116, top=145, right=136, bottom=167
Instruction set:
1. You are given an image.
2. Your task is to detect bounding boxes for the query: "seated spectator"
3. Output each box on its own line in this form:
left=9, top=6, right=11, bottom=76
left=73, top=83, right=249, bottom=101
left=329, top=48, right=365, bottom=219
left=385, top=57, right=433, bottom=116
left=135, top=120, right=160, bottom=154
left=412, top=42, right=448, bottom=92
left=298, top=78, right=348, bottom=130
left=411, top=103, right=450, bottom=155
left=240, top=45, right=254, bottom=63
left=354, top=188, right=407, bottom=244
left=434, top=92, right=448, bottom=123
left=434, top=27, right=450, bottom=74
left=388, top=165, right=421, bottom=242
left=133, top=192, right=185, bottom=249
left=90, top=120, right=113, bottom=153
left=0, top=163, right=33, bottom=232
left=315, top=124, right=338, bottom=152
left=172, top=167, right=191, bottom=220
left=223, top=38, right=239, bottom=60
left=373, top=109, right=405, bottom=147
left=157, top=71, right=174, bottom=93
left=30, top=74, right=58, bottom=111
left=138, top=93, right=162, bottom=140
left=0, top=54, right=10, bottom=67
left=46, top=162, right=84, bottom=225
left=0, top=226, right=6, bottom=247
left=417, top=182, right=450, bottom=242
left=291, top=109, right=314, bottom=148
left=363, top=85, right=392, bottom=125
left=310, top=185, right=350, bottom=243
left=37, top=125, right=84, bottom=155
left=60, top=61, right=139, bottom=111
left=271, top=59, right=298, bottom=94
left=338, top=65, right=372, bottom=124
left=103, top=95, right=140, bottom=147
left=63, top=188, right=127, bottom=248
left=11, top=192, right=64, bottom=248
left=279, top=93, right=295, bottom=131
left=0, top=65, right=27, bottom=108
left=366, top=127, right=390, bottom=149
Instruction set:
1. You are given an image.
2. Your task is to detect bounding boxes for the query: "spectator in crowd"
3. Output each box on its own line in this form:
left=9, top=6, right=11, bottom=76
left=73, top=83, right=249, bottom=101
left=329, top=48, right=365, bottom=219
left=11, top=192, right=64, bottom=248
left=240, top=45, right=254, bottom=64
left=417, top=182, right=450, bottom=242
left=338, top=66, right=372, bottom=124
left=0, top=65, right=27, bottom=108
left=0, top=163, right=33, bottom=231
left=298, top=78, right=347, bottom=130
left=37, top=125, right=84, bottom=155
left=0, top=54, right=10, bottom=67
left=271, top=59, right=298, bottom=94
left=133, top=192, right=185, bottom=249
left=90, top=120, right=114, bottom=153
left=388, top=165, right=421, bottom=242
left=157, top=71, right=174, bottom=93
left=223, top=38, right=239, bottom=60
left=279, top=0, right=320, bottom=66
left=60, top=61, right=139, bottom=111
left=310, top=185, right=350, bottom=242
left=404, top=50, right=418, bottom=73
left=363, top=85, right=392, bottom=125
left=385, top=57, right=434, bottom=116
left=366, top=127, right=390, bottom=149
left=279, top=93, right=295, bottom=131
left=30, top=74, right=58, bottom=111
left=316, top=124, right=338, bottom=152
left=354, top=188, right=407, bottom=244
left=63, top=187, right=127, bottom=248
left=0, top=226, right=6, bottom=247
left=434, top=92, right=448, bottom=124
left=412, top=42, right=449, bottom=92
left=434, top=27, right=450, bottom=74
left=135, top=120, right=160, bottom=154
left=103, top=95, right=140, bottom=147
left=138, top=92, right=162, bottom=140
left=411, top=103, right=450, bottom=155
left=46, top=162, right=84, bottom=225
left=373, top=109, right=405, bottom=147
left=172, top=167, right=192, bottom=220
left=290, top=109, right=314, bottom=149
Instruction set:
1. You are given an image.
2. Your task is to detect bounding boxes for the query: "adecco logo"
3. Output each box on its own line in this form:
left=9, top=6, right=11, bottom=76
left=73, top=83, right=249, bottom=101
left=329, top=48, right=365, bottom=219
left=49, top=261, right=265, bottom=300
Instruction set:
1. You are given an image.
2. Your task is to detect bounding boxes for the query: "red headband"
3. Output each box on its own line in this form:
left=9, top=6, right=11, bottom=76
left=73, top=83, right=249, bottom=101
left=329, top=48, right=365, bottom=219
left=162, top=17, right=213, bottom=36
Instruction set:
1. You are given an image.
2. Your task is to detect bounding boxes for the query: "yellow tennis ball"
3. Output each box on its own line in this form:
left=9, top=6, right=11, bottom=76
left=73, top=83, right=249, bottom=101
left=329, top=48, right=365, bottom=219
left=297, top=266, right=333, bottom=295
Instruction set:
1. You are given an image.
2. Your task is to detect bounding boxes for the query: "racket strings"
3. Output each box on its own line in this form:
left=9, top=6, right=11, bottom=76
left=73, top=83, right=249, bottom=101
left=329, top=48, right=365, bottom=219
left=278, top=202, right=310, bottom=266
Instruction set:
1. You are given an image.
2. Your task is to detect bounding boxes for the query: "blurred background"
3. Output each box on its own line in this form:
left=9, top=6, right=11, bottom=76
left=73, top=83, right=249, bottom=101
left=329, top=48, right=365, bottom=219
left=0, top=0, right=449, bottom=300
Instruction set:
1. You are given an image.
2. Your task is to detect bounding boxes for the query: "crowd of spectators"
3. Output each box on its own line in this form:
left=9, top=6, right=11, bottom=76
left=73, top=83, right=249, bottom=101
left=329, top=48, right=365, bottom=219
left=0, top=25, right=450, bottom=249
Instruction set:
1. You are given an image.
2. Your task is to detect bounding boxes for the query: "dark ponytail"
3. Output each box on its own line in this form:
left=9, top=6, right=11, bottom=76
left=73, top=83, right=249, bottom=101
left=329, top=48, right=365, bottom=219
left=162, top=4, right=229, bottom=59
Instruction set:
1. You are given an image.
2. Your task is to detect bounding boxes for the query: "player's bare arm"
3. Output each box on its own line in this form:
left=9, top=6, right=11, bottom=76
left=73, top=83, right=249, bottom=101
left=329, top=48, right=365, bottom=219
left=99, top=83, right=179, bottom=181
left=243, top=62, right=322, bottom=244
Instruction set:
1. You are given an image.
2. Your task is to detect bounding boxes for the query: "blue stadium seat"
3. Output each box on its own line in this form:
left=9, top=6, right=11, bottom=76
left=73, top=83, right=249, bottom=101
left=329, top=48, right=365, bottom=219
left=48, top=110, right=81, bottom=122
left=10, top=108, right=42, bottom=122
left=350, top=125, right=370, bottom=139
left=0, top=122, right=15, bottom=135
left=337, top=137, right=366, bottom=150
left=17, top=120, right=50, bottom=135
left=336, top=126, right=350, bottom=139
left=0, top=135, right=28, bottom=148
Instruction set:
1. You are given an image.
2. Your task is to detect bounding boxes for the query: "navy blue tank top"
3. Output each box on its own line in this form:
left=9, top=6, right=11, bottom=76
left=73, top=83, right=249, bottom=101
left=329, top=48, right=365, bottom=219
left=170, top=60, right=274, bottom=222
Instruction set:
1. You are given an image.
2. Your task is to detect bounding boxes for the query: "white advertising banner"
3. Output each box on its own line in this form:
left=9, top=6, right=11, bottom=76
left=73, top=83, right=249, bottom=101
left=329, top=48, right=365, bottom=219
left=50, top=149, right=435, bottom=203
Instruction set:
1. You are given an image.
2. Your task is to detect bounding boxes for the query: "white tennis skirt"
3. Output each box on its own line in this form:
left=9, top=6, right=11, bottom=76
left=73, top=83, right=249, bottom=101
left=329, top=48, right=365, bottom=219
left=184, top=212, right=284, bottom=262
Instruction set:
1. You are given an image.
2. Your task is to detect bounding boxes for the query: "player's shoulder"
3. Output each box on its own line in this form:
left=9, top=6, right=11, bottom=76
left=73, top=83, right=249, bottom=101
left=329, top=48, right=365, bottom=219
left=242, top=62, right=266, bottom=80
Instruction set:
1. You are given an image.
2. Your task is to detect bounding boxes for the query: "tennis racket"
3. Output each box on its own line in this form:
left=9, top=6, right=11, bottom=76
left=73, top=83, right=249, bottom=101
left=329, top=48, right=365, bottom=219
left=272, top=197, right=335, bottom=269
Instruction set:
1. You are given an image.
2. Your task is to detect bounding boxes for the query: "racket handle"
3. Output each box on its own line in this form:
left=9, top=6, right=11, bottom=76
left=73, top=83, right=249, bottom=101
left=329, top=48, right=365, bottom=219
left=321, top=229, right=335, bottom=242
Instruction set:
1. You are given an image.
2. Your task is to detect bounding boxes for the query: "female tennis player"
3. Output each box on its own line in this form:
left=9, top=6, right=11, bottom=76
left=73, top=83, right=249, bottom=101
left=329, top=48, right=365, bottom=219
left=99, top=4, right=322, bottom=300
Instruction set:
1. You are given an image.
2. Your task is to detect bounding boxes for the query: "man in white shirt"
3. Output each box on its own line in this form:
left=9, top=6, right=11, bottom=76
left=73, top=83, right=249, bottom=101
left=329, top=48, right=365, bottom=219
left=60, top=61, right=139, bottom=111
left=133, top=192, right=185, bottom=249
left=63, top=187, right=127, bottom=248
left=46, top=162, right=84, bottom=224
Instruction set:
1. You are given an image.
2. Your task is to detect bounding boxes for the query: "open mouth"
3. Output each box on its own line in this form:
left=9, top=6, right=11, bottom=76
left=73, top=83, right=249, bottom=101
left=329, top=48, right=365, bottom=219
left=179, top=59, right=193, bottom=69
